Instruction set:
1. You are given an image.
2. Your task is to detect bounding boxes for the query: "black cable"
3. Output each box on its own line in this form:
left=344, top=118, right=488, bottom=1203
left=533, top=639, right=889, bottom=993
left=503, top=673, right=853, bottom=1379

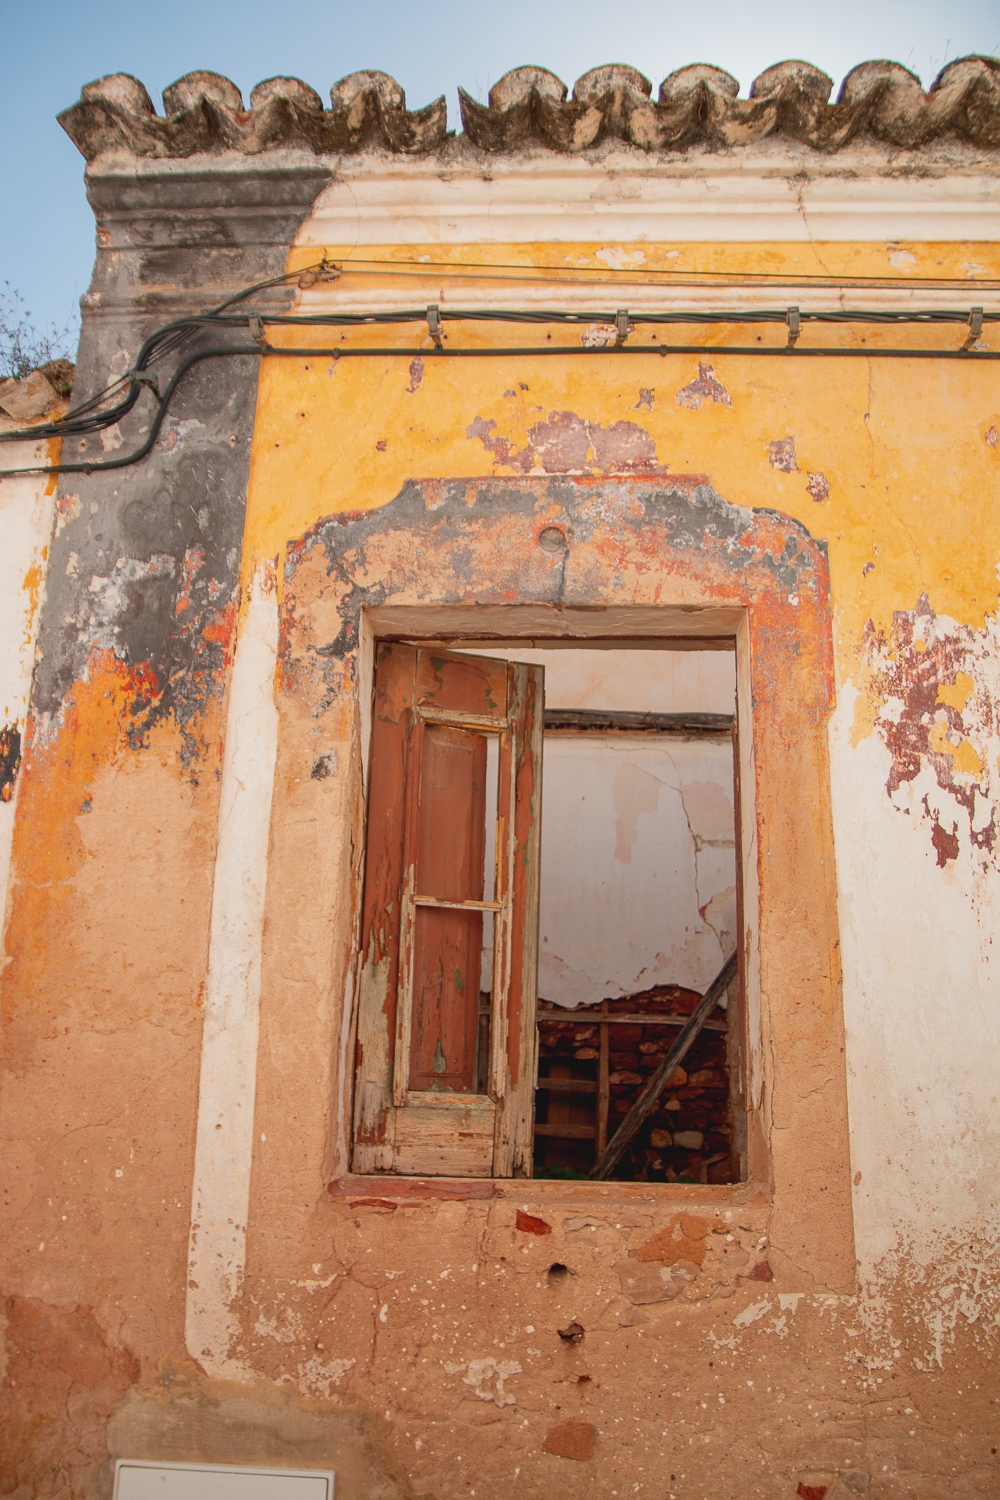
left=0, top=262, right=330, bottom=444
left=1, top=253, right=995, bottom=475
left=4, top=300, right=994, bottom=448
left=3, top=337, right=998, bottom=480
left=133, top=305, right=998, bottom=332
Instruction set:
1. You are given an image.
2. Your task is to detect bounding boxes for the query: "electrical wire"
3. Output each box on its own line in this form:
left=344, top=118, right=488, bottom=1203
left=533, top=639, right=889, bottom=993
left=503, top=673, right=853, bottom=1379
left=1, top=267, right=996, bottom=478
left=313, top=254, right=1000, bottom=293
left=0, top=262, right=328, bottom=444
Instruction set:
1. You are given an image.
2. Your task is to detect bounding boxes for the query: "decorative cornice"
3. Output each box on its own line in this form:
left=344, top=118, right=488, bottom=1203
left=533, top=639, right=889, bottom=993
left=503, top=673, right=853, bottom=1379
left=58, top=70, right=447, bottom=160
left=59, top=57, right=1000, bottom=163
left=58, top=57, right=1000, bottom=164
left=460, top=58, right=1000, bottom=154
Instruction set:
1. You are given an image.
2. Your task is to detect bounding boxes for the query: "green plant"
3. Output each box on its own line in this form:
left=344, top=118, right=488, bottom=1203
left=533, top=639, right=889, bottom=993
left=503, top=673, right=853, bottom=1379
left=0, top=283, right=76, bottom=382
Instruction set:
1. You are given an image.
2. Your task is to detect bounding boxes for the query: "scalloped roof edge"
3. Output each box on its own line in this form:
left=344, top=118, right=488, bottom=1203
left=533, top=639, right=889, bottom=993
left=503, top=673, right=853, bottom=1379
left=59, top=58, right=1000, bottom=162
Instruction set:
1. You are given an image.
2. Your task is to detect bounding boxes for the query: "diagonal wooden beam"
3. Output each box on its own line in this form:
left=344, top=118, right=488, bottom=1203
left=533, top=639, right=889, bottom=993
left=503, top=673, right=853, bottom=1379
left=588, top=952, right=738, bottom=1181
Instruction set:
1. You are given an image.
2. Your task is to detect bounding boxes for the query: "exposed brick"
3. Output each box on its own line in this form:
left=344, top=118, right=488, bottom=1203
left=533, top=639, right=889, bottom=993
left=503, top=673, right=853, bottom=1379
left=541, top=1420, right=597, bottom=1460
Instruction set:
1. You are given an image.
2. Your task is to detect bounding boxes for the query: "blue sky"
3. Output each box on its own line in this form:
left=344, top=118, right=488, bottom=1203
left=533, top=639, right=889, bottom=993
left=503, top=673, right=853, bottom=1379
left=2, top=0, right=998, bottom=357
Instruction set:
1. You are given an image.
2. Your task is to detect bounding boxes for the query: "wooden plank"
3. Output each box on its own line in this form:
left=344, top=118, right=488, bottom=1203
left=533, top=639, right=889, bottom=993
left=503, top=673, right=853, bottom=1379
left=533, top=1123, right=597, bottom=1139
left=414, top=896, right=503, bottom=912
left=415, top=648, right=508, bottom=717
left=418, top=706, right=508, bottom=731
left=544, top=708, right=734, bottom=736
left=535, top=1009, right=727, bottom=1032
left=488, top=676, right=516, bottom=1113
left=732, top=715, right=747, bottom=1097
left=396, top=633, right=737, bottom=654
left=352, top=643, right=415, bottom=1171
left=392, top=704, right=423, bottom=1106
left=407, top=711, right=489, bottom=1094
left=535, top=1078, right=598, bottom=1094
left=589, top=953, right=738, bottom=1180
left=393, top=1093, right=495, bottom=1177
left=597, top=1000, right=609, bottom=1156
left=492, top=661, right=544, bottom=1178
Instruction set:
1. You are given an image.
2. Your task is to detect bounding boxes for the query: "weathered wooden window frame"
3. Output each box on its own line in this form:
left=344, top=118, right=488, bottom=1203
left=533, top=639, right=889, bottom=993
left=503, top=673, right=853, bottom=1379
left=351, top=643, right=544, bottom=1179
left=350, top=619, right=755, bottom=1186
left=347, top=607, right=765, bottom=1194
left=271, top=481, right=846, bottom=1281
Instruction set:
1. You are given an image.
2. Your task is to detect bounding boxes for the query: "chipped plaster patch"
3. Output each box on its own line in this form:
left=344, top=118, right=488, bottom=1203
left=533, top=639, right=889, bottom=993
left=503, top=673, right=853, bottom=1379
left=887, top=245, right=918, bottom=271
left=675, top=363, right=732, bottom=411
left=595, top=246, right=647, bottom=269
left=768, top=437, right=799, bottom=472
left=466, top=409, right=667, bottom=475
left=297, top=1355, right=355, bottom=1397
left=856, top=593, right=1000, bottom=870
left=445, top=1357, right=522, bottom=1406
left=733, top=1297, right=771, bottom=1328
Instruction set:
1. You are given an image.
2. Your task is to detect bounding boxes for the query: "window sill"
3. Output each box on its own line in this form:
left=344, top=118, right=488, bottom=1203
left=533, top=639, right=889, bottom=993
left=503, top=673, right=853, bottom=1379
left=330, top=1174, right=763, bottom=1206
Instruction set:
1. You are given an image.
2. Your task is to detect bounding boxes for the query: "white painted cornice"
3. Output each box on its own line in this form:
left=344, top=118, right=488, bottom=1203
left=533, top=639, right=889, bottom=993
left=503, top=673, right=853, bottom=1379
left=299, top=149, right=1000, bottom=247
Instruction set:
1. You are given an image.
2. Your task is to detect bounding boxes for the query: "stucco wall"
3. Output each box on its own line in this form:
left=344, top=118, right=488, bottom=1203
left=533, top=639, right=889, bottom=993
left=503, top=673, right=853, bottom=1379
left=2, top=123, right=999, bottom=1499
left=0, top=443, right=56, bottom=934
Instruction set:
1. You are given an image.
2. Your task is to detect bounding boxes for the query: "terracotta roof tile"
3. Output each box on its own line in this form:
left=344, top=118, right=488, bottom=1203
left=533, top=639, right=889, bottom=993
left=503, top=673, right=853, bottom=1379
left=58, top=57, right=1000, bottom=162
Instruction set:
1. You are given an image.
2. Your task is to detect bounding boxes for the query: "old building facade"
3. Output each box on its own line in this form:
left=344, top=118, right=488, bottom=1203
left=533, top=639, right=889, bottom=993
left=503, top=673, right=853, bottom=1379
left=2, top=56, right=1000, bottom=1499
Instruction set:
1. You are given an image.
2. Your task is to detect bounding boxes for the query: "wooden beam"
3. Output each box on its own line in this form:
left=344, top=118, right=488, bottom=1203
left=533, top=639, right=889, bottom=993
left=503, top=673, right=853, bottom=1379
left=597, top=1000, right=609, bottom=1156
left=535, top=1077, right=598, bottom=1093
left=544, top=708, right=734, bottom=737
left=533, top=1123, right=598, bottom=1139
left=536, top=1008, right=727, bottom=1032
left=588, top=953, right=738, bottom=1181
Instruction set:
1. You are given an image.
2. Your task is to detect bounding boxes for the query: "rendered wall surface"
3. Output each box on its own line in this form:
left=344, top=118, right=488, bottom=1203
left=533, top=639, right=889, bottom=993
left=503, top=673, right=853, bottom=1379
left=2, top=84, right=1000, bottom=1500
left=471, top=648, right=738, bottom=1007
left=537, top=733, right=737, bottom=1007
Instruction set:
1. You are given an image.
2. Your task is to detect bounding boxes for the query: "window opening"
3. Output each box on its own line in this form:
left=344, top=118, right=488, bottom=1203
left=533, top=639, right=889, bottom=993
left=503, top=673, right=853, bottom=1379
left=352, top=640, right=743, bottom=1184
left=456, top=645, right=743, bottom=1185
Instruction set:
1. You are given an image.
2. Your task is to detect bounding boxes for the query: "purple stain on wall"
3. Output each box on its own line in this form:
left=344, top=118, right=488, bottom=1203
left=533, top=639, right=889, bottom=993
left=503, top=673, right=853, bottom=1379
left=675, top=363, right=732, bottom=411
left=406, top=357, right=424, bottom=394
left=467, top=410, right=667, bottom=475
left=768, top=437, right=799, bottom=472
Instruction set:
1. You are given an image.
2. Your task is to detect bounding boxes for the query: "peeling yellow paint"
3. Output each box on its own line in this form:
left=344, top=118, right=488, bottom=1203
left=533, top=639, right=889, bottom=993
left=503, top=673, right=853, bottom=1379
left=287, top=240, right=1000, bottom=283
left=929, top=720, right=984, bottom=777
left=938, top=671, right=975, bottom=711
left=20, top=557, right=46, bottom=651
left=244, top=243, right=1000, bottom=683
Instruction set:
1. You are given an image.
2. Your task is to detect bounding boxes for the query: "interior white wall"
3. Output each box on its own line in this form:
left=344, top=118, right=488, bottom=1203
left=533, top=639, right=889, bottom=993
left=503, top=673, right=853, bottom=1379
left=472, top=646, right=736, bottom=715
left=468, top=647, right=737, bottom=1008
left=539, top=734, right=736, bottom=1007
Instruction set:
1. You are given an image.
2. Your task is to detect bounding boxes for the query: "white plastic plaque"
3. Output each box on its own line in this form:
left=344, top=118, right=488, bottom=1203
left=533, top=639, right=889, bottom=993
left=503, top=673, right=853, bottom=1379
left=113, top=1461, right=335, bottom=1500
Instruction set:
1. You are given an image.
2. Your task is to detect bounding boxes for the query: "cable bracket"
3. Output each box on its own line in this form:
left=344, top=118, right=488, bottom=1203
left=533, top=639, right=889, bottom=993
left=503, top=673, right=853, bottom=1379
left=427, top=305, right=444, bottom=349
left=786, top=306, right=801, bottom=348
left=615, top=308, right=630, bottom=346
left=248, top=314, right=270, bottom=350
left=130, top=371, right=160, bottom=399
left=963, top=306, right=984, bottom=351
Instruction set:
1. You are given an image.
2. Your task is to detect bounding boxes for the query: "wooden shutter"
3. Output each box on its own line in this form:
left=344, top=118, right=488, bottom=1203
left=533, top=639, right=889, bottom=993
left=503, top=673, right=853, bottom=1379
left=352, top=644, right=543, bottom=1178
left=731, top=717, right=746, bottom=1096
